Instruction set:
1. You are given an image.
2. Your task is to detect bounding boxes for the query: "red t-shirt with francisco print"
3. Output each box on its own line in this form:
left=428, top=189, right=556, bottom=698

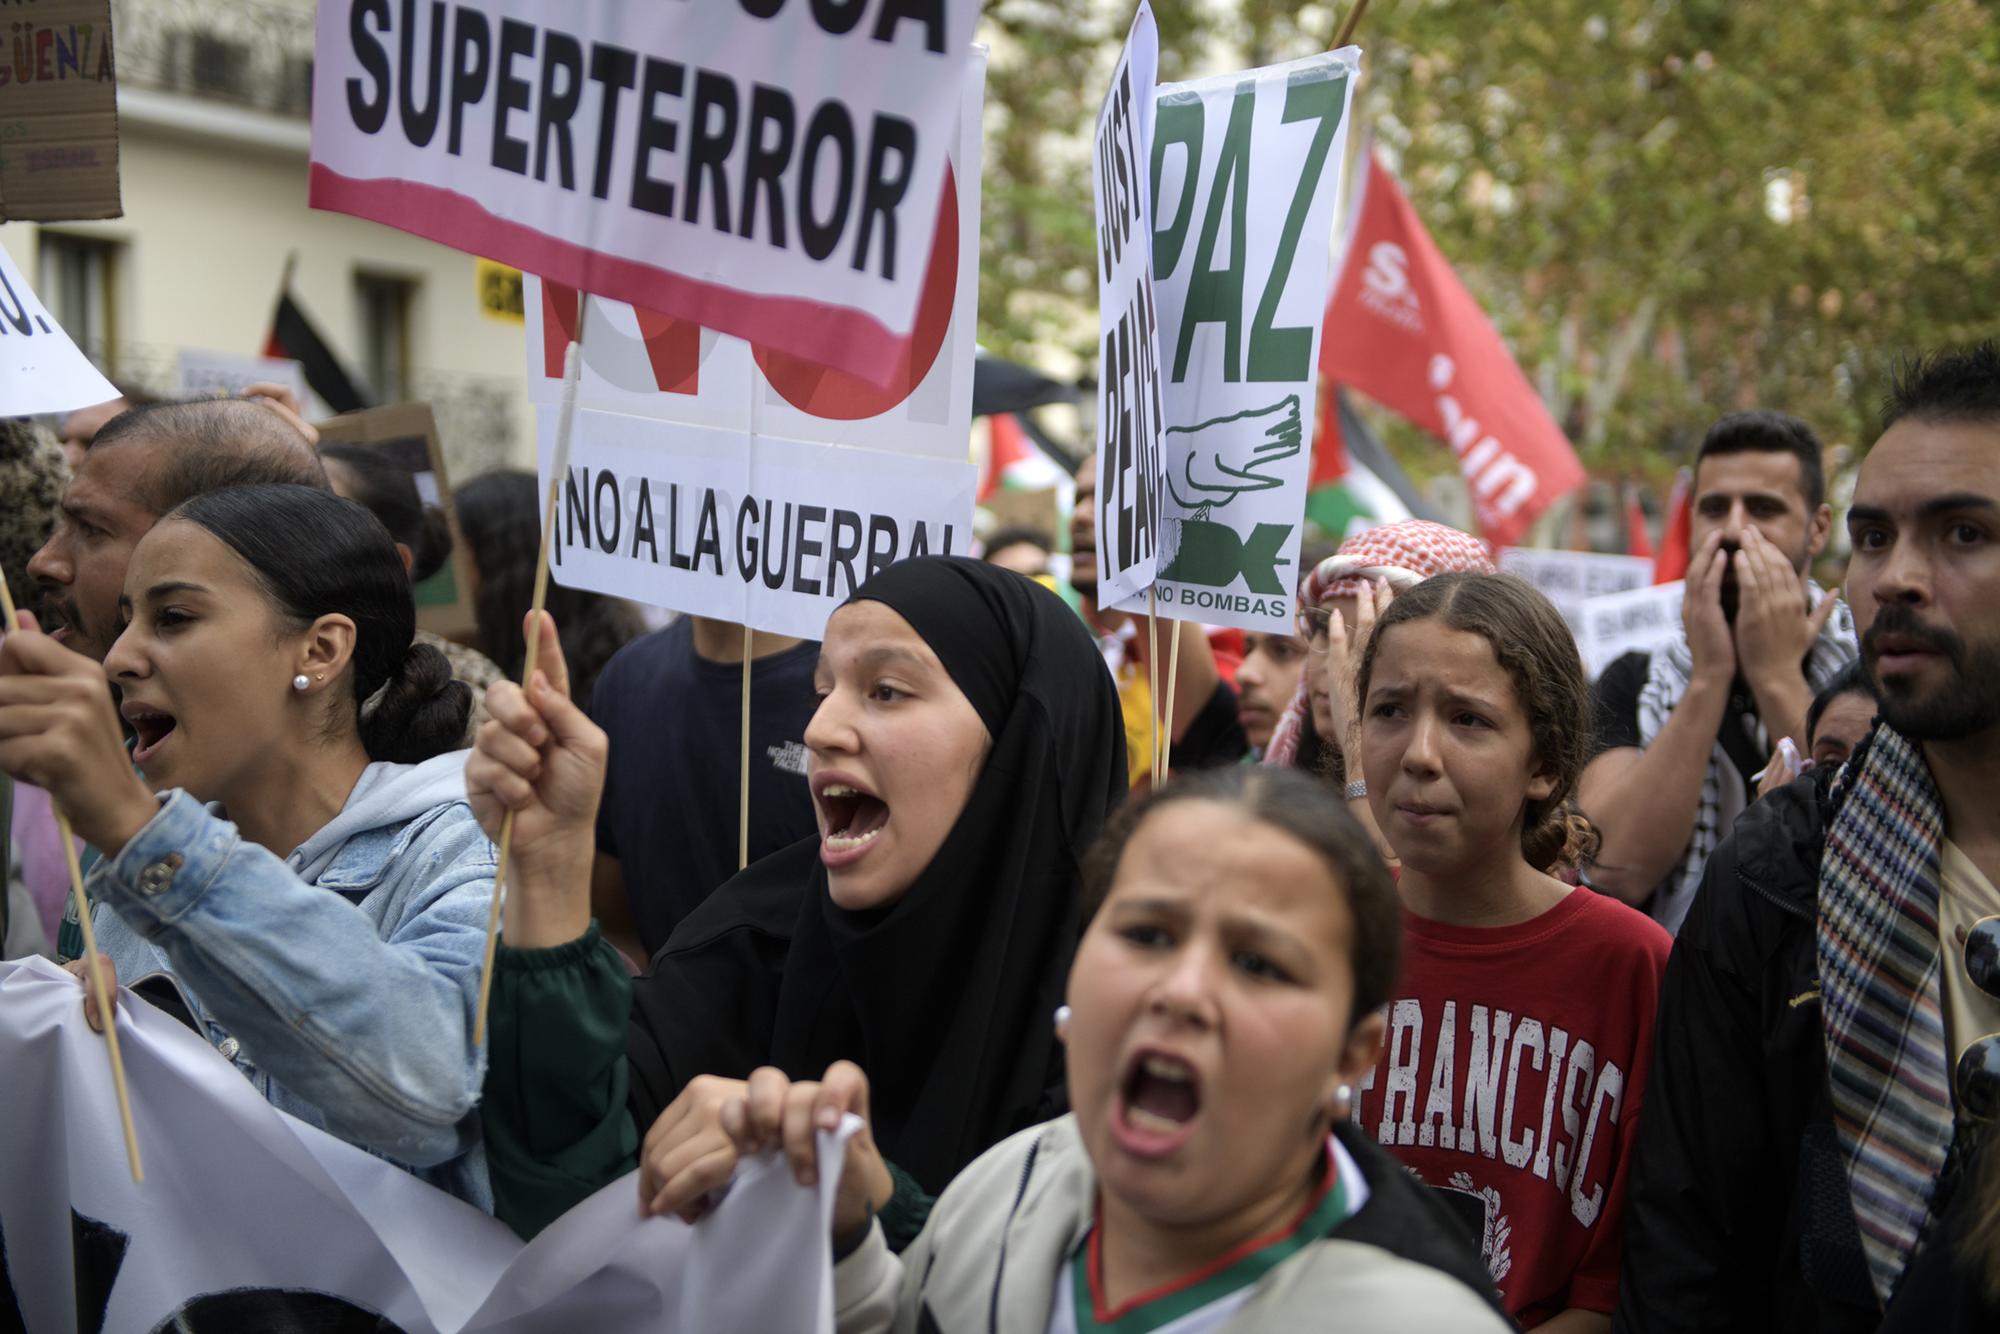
left=1352, top=887, right=1671, bottom=1326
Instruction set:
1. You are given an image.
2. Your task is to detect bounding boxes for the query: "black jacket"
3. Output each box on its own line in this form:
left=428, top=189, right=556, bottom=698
left=1613, top=765, right=1881, bottom=1334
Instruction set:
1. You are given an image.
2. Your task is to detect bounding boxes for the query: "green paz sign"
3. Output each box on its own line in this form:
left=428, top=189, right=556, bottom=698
left=1145, top=49, right=1357, bottom=634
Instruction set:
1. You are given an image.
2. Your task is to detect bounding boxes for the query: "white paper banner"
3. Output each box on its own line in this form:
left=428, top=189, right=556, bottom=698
left=0, top=957, right=854, bottom=1334
left=1574, top=579, right=1685, bottom=678
left=526, top=58, right=984, bottom=638
left=175, top=349, right=310, bottom=408
left=309, top=0, right=978, bottom=385
left=0, top=239, right=118, bottom=416
left=1090, top=2, right=1165, bottom=611
left=1497, top=547, right=1656, bottom=638
left=1131, top=48, right=1359, bottom=633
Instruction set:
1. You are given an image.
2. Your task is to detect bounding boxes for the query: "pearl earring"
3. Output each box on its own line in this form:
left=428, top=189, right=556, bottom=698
left=292, top=674, right=310, bottom=692
left=1053, top=1004, right=1071, bottom=1038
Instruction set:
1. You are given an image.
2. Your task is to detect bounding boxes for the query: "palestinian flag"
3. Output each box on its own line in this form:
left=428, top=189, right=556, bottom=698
left=1306, top=384, right=1434, bottom=538
left=265, top=288, right=371, bottom=414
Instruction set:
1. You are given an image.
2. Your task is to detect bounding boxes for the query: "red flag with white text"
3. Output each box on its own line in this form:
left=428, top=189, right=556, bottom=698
left=1318, top=151, right=1585, bottom=547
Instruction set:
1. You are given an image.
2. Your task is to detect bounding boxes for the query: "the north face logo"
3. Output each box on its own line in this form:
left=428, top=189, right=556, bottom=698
left=1358, top=240, right=1424, bottom=335
left=766, top=741, right=809, bottom=776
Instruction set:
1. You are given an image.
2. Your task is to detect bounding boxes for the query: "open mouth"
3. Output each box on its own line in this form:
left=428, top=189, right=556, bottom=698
left=1118, top=1050, right=1201, bottom=1142
left=814, top=778, right=890, bottom=857
left=121, top=702, right=178, bottom=765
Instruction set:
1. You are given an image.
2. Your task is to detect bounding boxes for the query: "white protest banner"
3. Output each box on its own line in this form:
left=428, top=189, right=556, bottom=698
left=0, top=238, right=116, bottom=415
left=1498, top=547, right=1655, bottom=637
left=1575, top=579, right=1685, bottom=678
left=310, top=0, right=977, bottom=387
left=0, top=957, right=855, bottom=1333
left=524, top=57, right=985, bottom=640
left=1092, top=3, right=1165, bottom=612
left=1136, top=49, right=1359, bottom=632
left=175, top=348, right=310, bottom=407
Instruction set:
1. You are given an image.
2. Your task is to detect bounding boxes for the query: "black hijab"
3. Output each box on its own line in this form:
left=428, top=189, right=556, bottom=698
left=626, top=557, right=1127, bottom=1192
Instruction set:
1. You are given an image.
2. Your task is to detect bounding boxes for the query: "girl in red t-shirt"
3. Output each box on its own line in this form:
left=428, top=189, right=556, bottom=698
left=1350, top=572, right=1672, bottom=1331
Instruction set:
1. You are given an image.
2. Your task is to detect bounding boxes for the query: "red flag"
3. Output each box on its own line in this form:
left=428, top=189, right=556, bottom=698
left=1311, top=379, right=1348, bottom=490
left=1653, top=469, right=1692, bottom=583
left=1626, top=489, right=1654, bottom=560
left=977, top=412, right=1033, bottom=502
left=1319, top=152, right=1585, bottom=547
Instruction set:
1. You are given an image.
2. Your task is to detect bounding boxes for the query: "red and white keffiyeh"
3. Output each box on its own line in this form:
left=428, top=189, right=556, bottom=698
left=1262, top=521, right=1495, bottom=768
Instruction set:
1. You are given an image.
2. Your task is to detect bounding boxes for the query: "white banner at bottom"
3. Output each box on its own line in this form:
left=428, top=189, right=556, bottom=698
left=0, top=957, right=853, bottom=1333
left=540, top=407, right=979, bottom=641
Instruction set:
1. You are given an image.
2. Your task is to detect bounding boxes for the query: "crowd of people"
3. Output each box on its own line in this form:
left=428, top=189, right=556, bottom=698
left=2, top=340, right=1997, bottom=1331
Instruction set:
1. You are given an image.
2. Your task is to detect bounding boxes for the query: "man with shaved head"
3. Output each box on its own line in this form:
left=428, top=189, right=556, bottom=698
left=27, top=398, right=327, bottom=662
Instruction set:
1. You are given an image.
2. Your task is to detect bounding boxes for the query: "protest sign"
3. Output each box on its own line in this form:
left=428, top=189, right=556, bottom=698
left=523, top=58, right=985, bottom=640
left=1092, top=2, right=1165, bottom=612
left=0, top=238, right=116, bottom=415
left=1139, top=49, right=1359, bottom=633
left=476, top=259, right=525, bottom=324
left=174, top=349, right=310, bottom=408
left=0, top=0, right=120, bottom=222
left=0, top=957, right=855, bottom=1334
left=316, top=403, right=481, bottom=639
left=1498, top=547, right=1655, bottom=637
left=1574, top=579, right=1684, bottom=678
left=310, top=0, right=977, bottom=386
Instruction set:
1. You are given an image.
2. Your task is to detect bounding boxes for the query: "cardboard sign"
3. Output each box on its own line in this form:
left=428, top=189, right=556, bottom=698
left=1138, top=49, right=1359, bottom=633
left=1091, top=2, right=1165, bottom=612
left=524, top=58, right=985, bottom=640
left=0, top=238, right=116, bottom=414
left=175, top=349, right=310, bottom=408
left=315, top=403, right=481, bottom=639
left=0, top=957, right=856, bottom=1333
left=1574, top=579, right=1684, bottom=678
left=1498, top=547, right=1655, bottom=637
left=310, top=0, right=978, bottom=386
left=0, top=0, right=120, bottom=222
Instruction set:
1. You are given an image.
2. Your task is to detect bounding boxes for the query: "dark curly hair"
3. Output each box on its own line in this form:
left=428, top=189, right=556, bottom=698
left=453, top=470, right=643, bottom=707
left=1079, top=766, right=1400, bottom=1026
left=1355, top=572, right=1599, bottom=874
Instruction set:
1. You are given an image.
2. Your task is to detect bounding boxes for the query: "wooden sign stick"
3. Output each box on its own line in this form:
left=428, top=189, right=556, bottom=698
left=739, top=623, right=753, bottom=870
left=1334, top=0, right=1372, bottom=46
left=1145, top=589, right=1161, bottom=787
left=0, top=578, right=142, bottom=1182
left=1159, top=619, right=1184, bottom=782
left=473, top=299, right=587, bottom=1046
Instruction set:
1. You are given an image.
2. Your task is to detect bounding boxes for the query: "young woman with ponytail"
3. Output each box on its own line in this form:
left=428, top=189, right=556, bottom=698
left=1346, top=573, right=1671, bottom=1331
left=0, top=484, right=499, bottom=1207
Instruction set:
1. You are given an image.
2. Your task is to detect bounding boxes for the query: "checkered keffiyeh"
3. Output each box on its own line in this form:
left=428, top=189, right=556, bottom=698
left=1818, top=722, right=1954, bottom=1304
left=1263, top=521, right=1494, bottom=768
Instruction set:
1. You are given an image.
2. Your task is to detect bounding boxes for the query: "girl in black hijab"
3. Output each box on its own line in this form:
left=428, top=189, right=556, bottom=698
left=468, top=557, right=1126, bottom=1239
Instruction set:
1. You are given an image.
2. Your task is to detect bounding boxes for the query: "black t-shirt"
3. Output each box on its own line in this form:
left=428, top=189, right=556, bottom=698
left=590, top=620, right=821, bottom=958
left=1175, top=679, right=1251, bottom=773
left=1588, top=649, right=1766, bottom=788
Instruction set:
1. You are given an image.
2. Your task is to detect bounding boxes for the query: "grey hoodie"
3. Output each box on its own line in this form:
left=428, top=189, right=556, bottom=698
left=85, top=751, right=498, bottom=1209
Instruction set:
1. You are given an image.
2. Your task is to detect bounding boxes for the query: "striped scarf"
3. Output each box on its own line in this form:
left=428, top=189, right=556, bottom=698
left=1818, top=722, right=1952, bottom=1304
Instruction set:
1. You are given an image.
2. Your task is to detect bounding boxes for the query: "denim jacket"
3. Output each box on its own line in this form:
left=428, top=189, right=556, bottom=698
left=84, top=751, right=498, bottom=1209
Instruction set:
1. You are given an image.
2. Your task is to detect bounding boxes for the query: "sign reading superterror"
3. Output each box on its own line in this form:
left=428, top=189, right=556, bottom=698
left=0, top=239, right=116, bottom=415
left=1091, top=2, right=1165, bottom=612
left=310, top=0, right=977, bottom=385
left=1116, top=49, right=1358, bottom=633
left=525, top=60, right=984, bottom=641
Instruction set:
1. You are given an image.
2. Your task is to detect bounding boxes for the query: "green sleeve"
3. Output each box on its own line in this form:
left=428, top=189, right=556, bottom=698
left=481, top=922, right=641, bottom=1239
left=877, top=1158, right=936, bottom=1253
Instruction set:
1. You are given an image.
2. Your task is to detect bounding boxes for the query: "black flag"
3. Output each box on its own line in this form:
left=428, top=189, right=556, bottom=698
left=264, top=288, right=371, bottom=414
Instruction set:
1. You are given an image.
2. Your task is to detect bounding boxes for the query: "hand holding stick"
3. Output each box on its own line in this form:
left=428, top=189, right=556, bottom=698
left=0, top=580, right=142, bottom=1182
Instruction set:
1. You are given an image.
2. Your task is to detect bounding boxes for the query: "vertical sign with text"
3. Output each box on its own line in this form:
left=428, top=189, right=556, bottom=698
left=1092, top=4, right=1165, bottom=613
left=1143, top=49, right=1358, bottom=633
